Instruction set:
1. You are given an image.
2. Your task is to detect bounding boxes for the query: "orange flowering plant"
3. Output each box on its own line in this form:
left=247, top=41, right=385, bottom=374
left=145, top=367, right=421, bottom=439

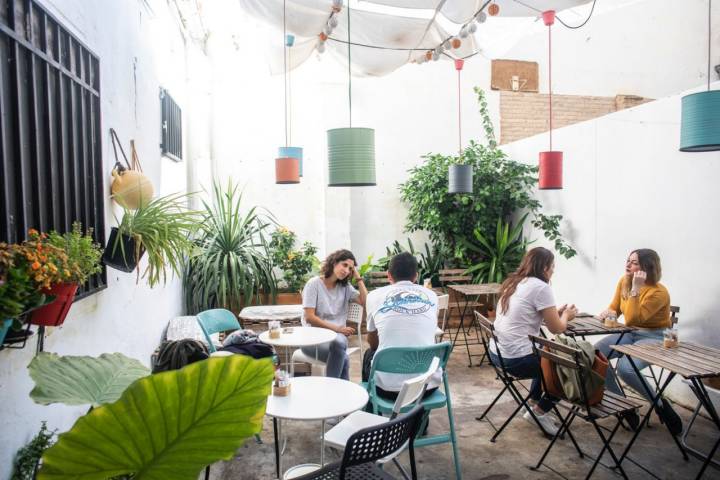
left=18, top=229, right=78, bottom=290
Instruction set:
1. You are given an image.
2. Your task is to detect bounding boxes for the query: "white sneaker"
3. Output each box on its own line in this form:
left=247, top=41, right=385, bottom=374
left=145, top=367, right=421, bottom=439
left=523, top=409, right=559, bottom=436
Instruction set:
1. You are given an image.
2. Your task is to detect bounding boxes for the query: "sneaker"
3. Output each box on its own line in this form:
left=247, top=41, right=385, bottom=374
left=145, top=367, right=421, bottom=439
left=656, top=399, right=683, bottom=436
left=523, top=409, right=559, bottom=436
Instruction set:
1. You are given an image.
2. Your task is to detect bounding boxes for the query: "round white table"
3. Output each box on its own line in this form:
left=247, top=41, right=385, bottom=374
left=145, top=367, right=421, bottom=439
left=266, top=376, right=370, bottom=479
left=260, top=327, right=336, bottom=376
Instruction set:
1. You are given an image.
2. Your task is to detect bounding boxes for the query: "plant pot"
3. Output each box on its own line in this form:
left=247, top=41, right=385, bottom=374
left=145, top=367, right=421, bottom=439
left=103, top=227, right=145, bottom=272
left=274, top=292, right=302, bottom=305
left=29, top=283, right=79, bottom=327
left=0, top=319, right=12, bottom=344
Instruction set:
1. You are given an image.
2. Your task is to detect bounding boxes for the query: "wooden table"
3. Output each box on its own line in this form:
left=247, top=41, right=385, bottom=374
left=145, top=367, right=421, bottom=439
left=611, top=341, right=720, bottom=479
left=447, top=283, right=501, bottom=366
left=566, top=313, right=636, bottom=338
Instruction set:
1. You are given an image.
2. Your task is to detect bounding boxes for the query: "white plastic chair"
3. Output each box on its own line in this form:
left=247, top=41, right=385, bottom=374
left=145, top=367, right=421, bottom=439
left=435, top=294, right=449, bottom=342
left=292, top=302, right=364, bottom=376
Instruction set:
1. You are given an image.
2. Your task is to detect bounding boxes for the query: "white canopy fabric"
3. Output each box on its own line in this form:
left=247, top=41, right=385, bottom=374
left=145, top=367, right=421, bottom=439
left=237, top=0, right=593, bottom=76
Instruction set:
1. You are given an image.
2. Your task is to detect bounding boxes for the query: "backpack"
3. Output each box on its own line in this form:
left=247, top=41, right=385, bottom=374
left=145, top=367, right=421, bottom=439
left=152, top=339, right=209, bottom=373
left=540, top=335, right=608, bottom=405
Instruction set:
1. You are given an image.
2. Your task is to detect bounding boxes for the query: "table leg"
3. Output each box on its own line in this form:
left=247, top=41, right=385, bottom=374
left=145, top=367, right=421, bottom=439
left=321, top=419, right=326, bottom=467
left=618, top=357, right=688, bottom=466
left=690, top=378, right=720, bottom=479
left=273, top=417, right=281, bottom=479
left=288, top=346, right=294, bottom=377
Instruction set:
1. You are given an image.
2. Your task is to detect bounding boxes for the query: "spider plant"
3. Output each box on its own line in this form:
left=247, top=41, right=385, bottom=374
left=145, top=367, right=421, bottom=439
left=109, top=192, right=198, bottom=287
left=184, top=180, right=276, bottom=314
left=462, top=214, right=531, bottom=284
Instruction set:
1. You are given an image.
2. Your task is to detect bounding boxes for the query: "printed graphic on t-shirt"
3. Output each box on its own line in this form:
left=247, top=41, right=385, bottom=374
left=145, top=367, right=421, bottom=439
left=378, top=289, right=435, bottom=315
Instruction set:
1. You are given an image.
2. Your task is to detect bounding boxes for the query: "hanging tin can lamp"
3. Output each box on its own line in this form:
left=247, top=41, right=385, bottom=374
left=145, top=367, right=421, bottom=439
left=449, top=58, right=473, bottom=194
left=275, top=12, right=300, bottom=183
left=680, top=0, right=720, bottom=152
left=538, top=10, right=563, bottom=190
left=327, top=4, right=376, bottom=186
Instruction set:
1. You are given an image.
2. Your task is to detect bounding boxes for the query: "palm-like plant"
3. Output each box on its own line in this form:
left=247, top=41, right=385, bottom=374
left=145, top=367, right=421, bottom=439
left=184, top=181, right=276, bottom=314
left=462, top=214, right=530, bottom=284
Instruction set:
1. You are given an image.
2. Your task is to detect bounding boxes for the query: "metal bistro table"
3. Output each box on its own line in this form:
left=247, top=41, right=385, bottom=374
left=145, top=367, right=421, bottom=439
left=448, top=283, right=501, bottom=367
left=612, top=341, right=720, bottom=479
left=267, top=376, right=369, bottom=479
left=259, top=326, right=336, bottom=376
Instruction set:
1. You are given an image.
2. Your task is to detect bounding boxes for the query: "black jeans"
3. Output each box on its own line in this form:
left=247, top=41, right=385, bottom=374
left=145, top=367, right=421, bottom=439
left=489, top=350, right=558, bottom=413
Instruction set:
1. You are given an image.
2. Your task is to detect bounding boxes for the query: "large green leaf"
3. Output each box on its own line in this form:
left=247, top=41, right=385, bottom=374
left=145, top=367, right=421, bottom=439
left=29, top=352, right=150, bottom=407
left=39, top=355, right=274, bottom=480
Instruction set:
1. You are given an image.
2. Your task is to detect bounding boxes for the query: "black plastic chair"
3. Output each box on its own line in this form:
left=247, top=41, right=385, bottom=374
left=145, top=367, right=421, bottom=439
left=294, top=404, right=426, bottom=480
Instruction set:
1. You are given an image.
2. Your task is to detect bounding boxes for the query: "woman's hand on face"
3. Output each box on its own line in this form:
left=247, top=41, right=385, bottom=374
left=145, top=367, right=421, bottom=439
left=632, top=271, right=646, bottom=291
left=350, top=265, right=361, bottom=281
left=338, top=326, right=355, bottom=336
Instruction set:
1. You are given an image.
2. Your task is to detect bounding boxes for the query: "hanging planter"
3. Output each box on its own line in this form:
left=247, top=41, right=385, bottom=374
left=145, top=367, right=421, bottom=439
left=275, top=157, right=300, bottom=184
left=28, top=282, right=79, bottom=327
left=102, top=227, right=145, bottom=273
left=448, top=164, right=473, bottom=194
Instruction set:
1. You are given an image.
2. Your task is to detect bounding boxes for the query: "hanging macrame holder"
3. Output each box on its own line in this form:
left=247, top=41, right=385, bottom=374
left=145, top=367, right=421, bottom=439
left=109, top=128, right=154, bottom=209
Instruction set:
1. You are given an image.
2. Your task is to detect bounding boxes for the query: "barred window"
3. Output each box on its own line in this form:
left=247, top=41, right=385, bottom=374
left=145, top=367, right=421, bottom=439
left=160, top=88, right=182, bottom=161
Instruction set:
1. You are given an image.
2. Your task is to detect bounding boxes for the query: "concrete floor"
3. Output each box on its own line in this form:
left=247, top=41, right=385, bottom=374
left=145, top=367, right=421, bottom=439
left=218, top=343, right=719, bottom=480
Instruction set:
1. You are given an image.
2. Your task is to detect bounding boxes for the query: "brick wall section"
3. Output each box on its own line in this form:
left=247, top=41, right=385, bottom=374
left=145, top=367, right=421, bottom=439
left=499, top=92, right=653, bottom=145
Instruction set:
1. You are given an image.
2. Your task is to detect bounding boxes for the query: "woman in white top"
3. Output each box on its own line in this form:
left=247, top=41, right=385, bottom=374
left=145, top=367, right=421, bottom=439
left=489, top=247, right=576, bottom=435
left=301, top=249, right=367, bottom=379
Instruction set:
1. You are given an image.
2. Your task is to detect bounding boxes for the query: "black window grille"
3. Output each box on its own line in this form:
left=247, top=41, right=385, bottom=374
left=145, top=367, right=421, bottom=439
left=0, top=0, right=106, bottom=298
left=160, top=88, right=182, bottom=161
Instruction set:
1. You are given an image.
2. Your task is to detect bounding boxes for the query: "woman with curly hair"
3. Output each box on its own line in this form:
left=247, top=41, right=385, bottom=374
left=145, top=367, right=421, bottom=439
left=301, top=249, right=367, bottom=379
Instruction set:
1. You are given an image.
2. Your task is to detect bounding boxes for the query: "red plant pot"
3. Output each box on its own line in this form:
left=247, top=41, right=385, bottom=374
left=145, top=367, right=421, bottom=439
left=29, top=283, right=79, bottom=327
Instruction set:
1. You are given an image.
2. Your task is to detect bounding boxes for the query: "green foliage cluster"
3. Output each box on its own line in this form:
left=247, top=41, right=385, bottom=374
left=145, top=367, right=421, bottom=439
left=47, top=222, right=103, bottom=284
left=399, top=87, right=576, bottom=278
left=376, top=239, right=444, bottom=286
left=114, top=193, right=199, bottom=287
left=184, top=181, right=276, bottom=313
left=12, top=421, right=56, bottom=480
left=269, top=227, right=318, bottom=293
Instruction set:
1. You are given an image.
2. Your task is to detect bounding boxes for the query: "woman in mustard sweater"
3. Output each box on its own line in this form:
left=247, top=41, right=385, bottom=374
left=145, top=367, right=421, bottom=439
left=595, top=249, right=682, bottom=435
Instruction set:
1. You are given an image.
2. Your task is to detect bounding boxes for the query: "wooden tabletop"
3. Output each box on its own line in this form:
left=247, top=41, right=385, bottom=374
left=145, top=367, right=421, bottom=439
left=448, top=283, right=502, bottom=296
left=611, top=341, right=720, bottom=379
left=566, top=314, right=635, bottom=336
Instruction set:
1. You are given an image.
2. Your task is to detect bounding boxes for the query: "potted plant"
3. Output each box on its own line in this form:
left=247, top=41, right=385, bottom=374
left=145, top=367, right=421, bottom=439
left=0, top=243, right=47, bottom=344
left=11, top=421, right=56, bottom=480
left=184, top=181, right=276, bottom=314
left=269, top=227, right=318, bottom=303
left=26, top=224, right=103, bottom=327
left=104, top=193, right=198, bottom=287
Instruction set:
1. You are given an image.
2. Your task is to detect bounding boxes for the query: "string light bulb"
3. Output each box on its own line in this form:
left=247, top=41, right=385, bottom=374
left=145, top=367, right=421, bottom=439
left=458, top=26, right=469, bottom=38
left=451, top=38, right=461, bottom=49
left=432, top=51, right=440, bottom=61
left=323, top=24, right=333, bottom=36
left=468, top=22, right=477, bottom=34
left=476, top=11, right=487, bottom=23
left=329, top=16, right=339, bottom=28
left=488, top=3, right=500, bottom=16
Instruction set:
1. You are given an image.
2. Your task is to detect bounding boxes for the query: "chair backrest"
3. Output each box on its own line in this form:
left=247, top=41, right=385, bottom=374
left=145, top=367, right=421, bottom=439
left=670, top=305, right=680, bottom=326
left=437, top=294, right=449, bottom=325
left=368, top=343, right=451, bottom=398
left=340, top=404, right=425, bottom=478
left=392, top=356, right=440, bottom=416
left=196, top=309, right=241, bottom=353
left=367, top=271, right=391, bottom=288
left=438, top=268, right=471, bottom=286
left=474, top=311, right=506, bottom=372
left=347, top=302, right=363, bottom=326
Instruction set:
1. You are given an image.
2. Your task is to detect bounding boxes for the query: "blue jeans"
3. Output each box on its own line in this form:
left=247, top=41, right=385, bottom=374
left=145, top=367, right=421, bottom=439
left=489, top=351, right=558, bottom=413
left=594, top=329, right=664, bottom=403
left=302, top=333, right=349, bottom=380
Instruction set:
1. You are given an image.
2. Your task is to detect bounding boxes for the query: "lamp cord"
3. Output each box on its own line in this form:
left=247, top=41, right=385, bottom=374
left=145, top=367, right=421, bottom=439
left=548, top=19, right=553, bottom=151
left=348, top=4, right=352, bottom=128
left=709, top=0, right=712, bottom=91
left=458, top=66, right=462, bottom=154
left=283, top=0, right=288, bottom=147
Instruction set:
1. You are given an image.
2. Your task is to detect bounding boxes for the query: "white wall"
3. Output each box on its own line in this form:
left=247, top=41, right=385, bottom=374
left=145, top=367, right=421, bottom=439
left=0, top=0, right=207, bottom=475
left=501, top=82, right=720, bottom=403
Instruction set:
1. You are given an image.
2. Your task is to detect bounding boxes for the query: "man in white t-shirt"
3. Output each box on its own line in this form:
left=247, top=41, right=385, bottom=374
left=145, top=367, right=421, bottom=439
left=364, top=252, right=441, bottom=400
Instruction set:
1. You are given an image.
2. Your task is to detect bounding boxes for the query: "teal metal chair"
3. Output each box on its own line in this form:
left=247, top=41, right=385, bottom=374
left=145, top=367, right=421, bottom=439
left=364, top=342, right=461, bottom=480
left=196, top=309, right=241, bottom=353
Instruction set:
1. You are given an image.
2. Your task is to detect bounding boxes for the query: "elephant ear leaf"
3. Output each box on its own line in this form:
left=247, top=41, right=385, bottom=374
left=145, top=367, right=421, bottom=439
left=29, top=352, right=150, bottom=407
left=39, top=355, right=274, bottom=480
